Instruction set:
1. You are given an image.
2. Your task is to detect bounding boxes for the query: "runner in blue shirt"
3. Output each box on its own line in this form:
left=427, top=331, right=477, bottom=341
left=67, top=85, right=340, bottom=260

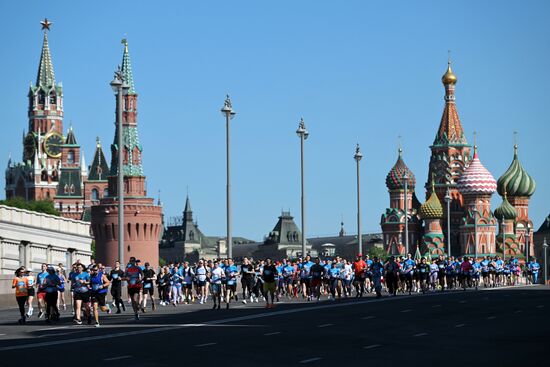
left=224, top=259, right=238, bottom=308
left=528, top=258, right=541, bottom=284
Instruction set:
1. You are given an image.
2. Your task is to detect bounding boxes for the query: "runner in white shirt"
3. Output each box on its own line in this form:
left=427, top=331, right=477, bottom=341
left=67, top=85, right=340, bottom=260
left=195, top=261, right=208, bottom=304
left=210, top=261, right=224, bottom=310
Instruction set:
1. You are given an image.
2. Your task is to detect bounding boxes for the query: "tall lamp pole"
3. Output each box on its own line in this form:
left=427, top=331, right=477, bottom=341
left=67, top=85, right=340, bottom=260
left=221, top=95, right=236, bottom=259
left=501, top=217, right=506, bottom=262
left=403, top=173, right=409, bottom=256
left=110, top=67, right=129, bottom=265
left=444, top=189, right=451, bottom=258
left=354, top=144, right=363, bottom=255
left=543, top=238, right=548, bottom=285
left=473, top=205, right=478, bottom=260
left=296, top=118, right=309, bottom=257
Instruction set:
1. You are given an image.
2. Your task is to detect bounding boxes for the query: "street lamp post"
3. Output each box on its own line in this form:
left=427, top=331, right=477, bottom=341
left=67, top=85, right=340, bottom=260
left=473, top=205, right=478, bottom=260
left=501, top=218, right=506, bottom=262
left=444, top=189, right=451, bottom=258
left=354, top=144, right=363, bottom=255
left=543, top=238, right=548, bottom=285
left=110, top=67, right=129, bottom=265
left=525, top=225, right=531, bottom=285
left=403, top=173, right=409, bottom=256
left=221, top=95, right=236, bottom=259
left=296, top=118, right=309, bottom=257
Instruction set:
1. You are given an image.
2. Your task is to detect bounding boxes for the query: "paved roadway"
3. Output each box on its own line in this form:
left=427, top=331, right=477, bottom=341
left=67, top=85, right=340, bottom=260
left=0, top=286, right=547, bottom=366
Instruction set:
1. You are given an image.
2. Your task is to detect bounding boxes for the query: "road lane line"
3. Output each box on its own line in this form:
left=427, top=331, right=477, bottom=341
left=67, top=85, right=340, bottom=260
left=413, top=333, right=427, bottom=337
left=364, top=344, right=381, bottom=349
left=104, top=355, right=132, bottom=361
left=400, top=309, right=411, bottom=313
left=195, top=342, right=217, bottom=347
left=317, top=323, right=333, bottom=328
left=455, top=324, right=465, bottom=328
left=459, top=300, right=467, bottom=304
left=264, top=332, right=281, bottom=336
left=432, top=304, right=441, bottom=308
left=36, top=326, right=69, bottom=331
left=300, top=357, right=322, bottom=364
left=104, top=355, right=131, bottom=361
left=38, top=331, right=84, bottom=338
left=487, top=316, right=496, bottom=320
left=0, top=289, right=513, bottom=351
left=362, top=316, right=375, bottom=320
left=514, top=310, right=522, bottom=314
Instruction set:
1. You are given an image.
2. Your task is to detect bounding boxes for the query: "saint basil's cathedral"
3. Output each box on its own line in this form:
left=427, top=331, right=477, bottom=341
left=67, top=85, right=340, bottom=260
left=380, top=61, right=537, bottom=259
left=4, top=20, right=162, bottom=266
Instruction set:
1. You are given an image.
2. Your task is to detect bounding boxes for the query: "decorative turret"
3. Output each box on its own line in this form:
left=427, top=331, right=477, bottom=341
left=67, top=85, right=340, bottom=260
left=457, top=147, right=497, bottom=196
left=497, top=145, right=536, bottom=198
left=386, top=148, right=416, bottom=191
left=420, top=181, right=444, bottom=220
left=494, top=192, right=517, bottom=221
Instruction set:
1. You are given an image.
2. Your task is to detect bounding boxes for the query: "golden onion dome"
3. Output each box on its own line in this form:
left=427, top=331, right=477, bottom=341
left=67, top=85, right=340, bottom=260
left=419, top=180, right=444, bottom=219
left=442, top=62, right=457, bottom=85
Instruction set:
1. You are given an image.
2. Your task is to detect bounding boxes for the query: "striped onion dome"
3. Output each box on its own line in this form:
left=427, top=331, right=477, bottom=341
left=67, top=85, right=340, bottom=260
left=386, top=149, right=416, bottom=191
left=457, top=147, right=497, bottom=195
left=494, top=193, right=517, bottom=221
left=497, top=145, right=536, bottom=198
left=419, top=181, right=443, bottom=219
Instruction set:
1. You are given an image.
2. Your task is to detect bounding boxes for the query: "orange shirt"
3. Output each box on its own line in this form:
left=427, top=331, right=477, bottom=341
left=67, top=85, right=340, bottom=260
left=353, top=260, right=367, bottom=276
left=12, top=276, right=29, bottom=297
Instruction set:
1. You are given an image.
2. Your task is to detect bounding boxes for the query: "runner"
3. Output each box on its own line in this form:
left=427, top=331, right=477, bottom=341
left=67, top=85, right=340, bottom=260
left=528, top=258, right=541, bottom=284
left=195, top=260, right=208, bottom=304
left=262, top=258, right=278, bottom=309
left=157, top=266, right=170, bottom=306
left=36, top=263, right=48, bottom=319
left=371, top=257, right=384, bottom=299
left=90, top=265, right=111, bottom=327
left=352, top=254, right=367, bottom=297
left=24, top=269, right=35, bottom=318
left=170, top=264, right=183, bottom=306
left=429, top=258, right=439, bottom=291
left=125, top=257, right=144, bottom=320
left=224, top=259, right=238, bottom=309
left=310, top=258, right=326, bottom=302
left=384, top=256, right=399, bottom=296
left=402, top=254, right=416, bottom=295
left=142, top=262, right=157, bottom=311
left=240, top=257, right=255, bottom=303
left=328, top=261, right=341, bottom=300
left=56, top=268, right=67, bottom=311
left=12, top=266, right=29, bottom=324
left=417, top=257, right=429, bottom=294
left=109, top=261, right=125, bottom=313
left=43, top=266, right=61, bottom=323
left=72, top=263, right=91, bottom=325
left=210, top=260, right=224, bottom=310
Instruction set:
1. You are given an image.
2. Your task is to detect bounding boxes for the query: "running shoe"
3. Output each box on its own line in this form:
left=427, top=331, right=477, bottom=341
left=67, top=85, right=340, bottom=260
left=95, top=322, right=100, bottom=328
left=28, top=307, right=34, bottom=316
left=74, top=318, right=82, bottom=325
left=242, top=299, right=247, bottom=304
left=38, top=311, right=44, bottom=319
left=134, top=313, right=140, bottom=321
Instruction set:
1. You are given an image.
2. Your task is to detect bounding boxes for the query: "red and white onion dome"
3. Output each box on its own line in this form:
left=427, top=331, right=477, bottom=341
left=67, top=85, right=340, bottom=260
left=457, top=147, right=497, bottom=195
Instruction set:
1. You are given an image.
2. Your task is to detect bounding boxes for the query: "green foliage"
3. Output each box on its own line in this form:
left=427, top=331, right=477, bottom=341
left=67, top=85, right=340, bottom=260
left=0, top=197, right=60, bottom=216
left=159, top=257, right=167, bottom=267
left=367, top=246, right=388, bottom=261
left=90, top=240, right=96, bottom=257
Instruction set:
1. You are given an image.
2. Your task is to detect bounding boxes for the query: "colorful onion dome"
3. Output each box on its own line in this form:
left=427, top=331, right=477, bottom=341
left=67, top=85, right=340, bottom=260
left=497, top=145, right=536, bottom=198
left=420, top=181, right=443, bottom=219
left=442, top=61, right=457, bottom=85
left=494, top=192, right=517, bottom=221
left=386, top=149, right=416, bottom=191
left=457, top=147, right=497, bottom=195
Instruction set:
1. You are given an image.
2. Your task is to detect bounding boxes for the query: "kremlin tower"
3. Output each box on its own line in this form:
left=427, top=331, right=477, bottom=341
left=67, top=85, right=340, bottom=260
left=496, top=144, right=536, bottom=257
left=380, top=149, right=421, bottom=255
left=91, top=40, right=162, bottom=266
left=426, top=59, right=471, bottom=254
left=457, top=146, right=498, bottom=256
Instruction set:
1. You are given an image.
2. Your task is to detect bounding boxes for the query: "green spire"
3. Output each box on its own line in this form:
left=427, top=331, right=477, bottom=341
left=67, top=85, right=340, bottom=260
left=36, top=29, right=55, bottom=88
left=121, top=39, right=136, bottom=94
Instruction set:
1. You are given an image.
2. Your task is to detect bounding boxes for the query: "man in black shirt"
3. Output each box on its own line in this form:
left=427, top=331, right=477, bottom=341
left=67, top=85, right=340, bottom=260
left=240, top=257, right=255, bottom=303
left=310, top=258, right=326, bottom=301
left=108, top=261, right=125, bottom=314
left=262, top=258, right=278, bottom=309
left=142, top=262, right=157, bottom=312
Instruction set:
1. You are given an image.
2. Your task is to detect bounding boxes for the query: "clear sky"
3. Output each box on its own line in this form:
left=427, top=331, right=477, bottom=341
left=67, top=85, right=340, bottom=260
left=1, top=0, right=549, bottom=241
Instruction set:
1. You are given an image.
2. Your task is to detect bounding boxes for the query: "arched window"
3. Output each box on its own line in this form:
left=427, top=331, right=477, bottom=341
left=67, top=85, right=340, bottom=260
left=38, top=92, right=45, bottom=105
left=67, top=150, right=75, bottom=164
left=103, top=188, right=109, bottom=197
left=136, top=223, right=140, bottom=238
left=91, top=188, right=99, bottom=201
left=132, top=147, right=140, bottom=165
left=189, top=230, right=195, bottom=241
left=49, top=92, right=56, bottom=105
left=127, top=223, right=132, bottom=239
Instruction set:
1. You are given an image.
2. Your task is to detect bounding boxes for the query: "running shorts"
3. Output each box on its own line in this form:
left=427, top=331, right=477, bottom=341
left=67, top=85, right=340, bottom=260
left=74, top=291, right=90, bottom=303
left=211, top=283, right=221, bottom=294
left=311, top=279, right=322, bottom=288
left=37, top=291, right=46, bottom=300
left=91, top=292, right=106, bottom=306
left=28, top=288, right=35, bottom=297
left=128, top=287, right=142, bottom=296
left=197, top=280, right=206, bottom=287
left=263, top=281, right=276, bottom=293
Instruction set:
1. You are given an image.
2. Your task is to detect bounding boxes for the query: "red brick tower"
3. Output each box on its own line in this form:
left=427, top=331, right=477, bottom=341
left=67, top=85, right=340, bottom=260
left=91, top=40, right=162, bottom=266
left=426, top=59, right=471, bottom=255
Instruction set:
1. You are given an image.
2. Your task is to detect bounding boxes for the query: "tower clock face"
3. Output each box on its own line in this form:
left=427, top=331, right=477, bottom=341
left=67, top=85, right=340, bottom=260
left=43, top=132, right=64, bottom=158
left=24, top=133, right=36, bottom=161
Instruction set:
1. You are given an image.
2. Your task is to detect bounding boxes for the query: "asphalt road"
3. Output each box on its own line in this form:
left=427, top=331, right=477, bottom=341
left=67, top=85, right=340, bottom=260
left=0, top=285, right=547, bottom=366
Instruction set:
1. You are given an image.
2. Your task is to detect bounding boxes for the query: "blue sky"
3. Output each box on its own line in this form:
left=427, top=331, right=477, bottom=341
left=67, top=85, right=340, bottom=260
left=1, top=1, right=549, bottom=241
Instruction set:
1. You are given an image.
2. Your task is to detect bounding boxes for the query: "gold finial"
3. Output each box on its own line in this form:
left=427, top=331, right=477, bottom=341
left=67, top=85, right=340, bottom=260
left=40, top=18, right=52, bottom=31
left=442, top=51, right=457, bottom=85
left=121, top=38, right=128, bottom=52
left=473, top=131, right=478, bottom=157
left=96, top=136, right=101, bottom=148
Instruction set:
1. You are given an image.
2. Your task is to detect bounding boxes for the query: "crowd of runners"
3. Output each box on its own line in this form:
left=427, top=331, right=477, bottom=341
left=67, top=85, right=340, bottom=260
left=11, top=253, right=542, bottom=326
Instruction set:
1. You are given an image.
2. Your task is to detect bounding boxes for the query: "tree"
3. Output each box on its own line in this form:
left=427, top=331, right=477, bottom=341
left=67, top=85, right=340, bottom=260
left=367, top=246, right=388, bottom=261
left=0, top=197, right=60, bottom=216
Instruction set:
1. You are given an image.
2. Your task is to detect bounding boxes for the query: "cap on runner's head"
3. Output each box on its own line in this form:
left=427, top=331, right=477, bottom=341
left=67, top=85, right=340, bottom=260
left=145, top=262, right=150, bottom=266
left=357, top=254, right=363, bottom=258
left=136, top=259, right=141, bottom=263
left=129, top=257, right=136, bottom=262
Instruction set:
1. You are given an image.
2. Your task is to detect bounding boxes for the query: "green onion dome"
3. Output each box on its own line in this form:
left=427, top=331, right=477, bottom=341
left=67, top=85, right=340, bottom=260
left=419, top=182, right=443, bottom=219
left=494, top=193, right=518, bottom=221
left=497, top=145, right=536, bottom=198
left=386, top=149, right=416, bottom=191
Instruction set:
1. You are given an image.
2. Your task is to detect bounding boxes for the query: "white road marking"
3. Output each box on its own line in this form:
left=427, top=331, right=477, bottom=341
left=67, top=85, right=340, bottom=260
left=536, top=305, right=544, bottom=308
left=514, top=310, right=522, bottom=314
left=413, top=333, right=428, bottom=337
left=459, top=300, right=467, bottom=304
left=0, top=289, right=512, bottom=351
left=38, top=331, right=84, bottom=338
left=362, top=316, right=376, bottom=320
left=300, top=357, right=322, bottom=364
left=36, top=326, right=69, bottom=331
left=455, top=324, right=465, bottom=328
left=317, top=323, right=333, bottom=328
left=0, top=334, right=6, bottom=336
left=487, top=316, right=496, bottom=320
left=364, top=344, right=381, bottom=349
left=400, top=309, right=411, bottom=313
left=432, top=304, right=441, bottom=308
left=195, top=342, right=217, bottom=347
left=104, top=355, right=132, bottom=361
left=264, top=332, right=281, bottom=336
